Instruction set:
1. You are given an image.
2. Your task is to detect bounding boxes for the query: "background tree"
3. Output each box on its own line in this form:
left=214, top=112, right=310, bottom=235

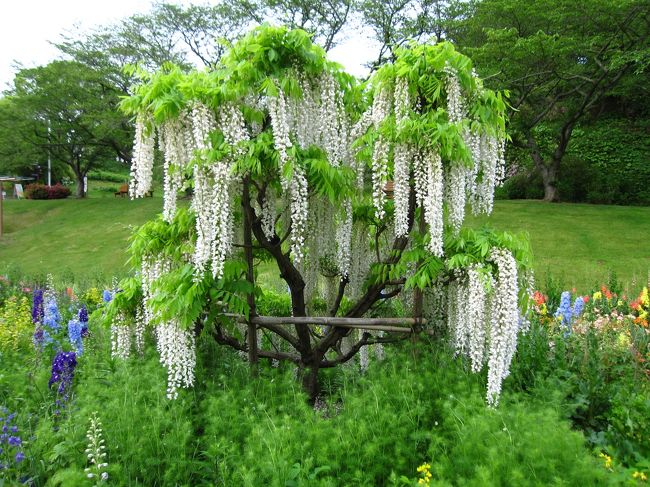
left=3, top=61, right=132, bottom=196
left=234, top=0, right=354, bottom=51
left=108, top=26, right=532, bottom=405
left=456, top=0, right=650, bottom=201
left=358, top=0, right=468, bottom=68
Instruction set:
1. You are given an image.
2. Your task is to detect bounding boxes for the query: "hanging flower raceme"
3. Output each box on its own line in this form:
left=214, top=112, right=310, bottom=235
left=110, top=312, right=132, bottom=360
left=129, top=113, right=155, bottom=199
left=160, top=118, right=189, bottom=223
left=485, top=248, right=520, bottom=406
left=444, top=248, right=523, bottom=406
left=156, top=321, right=196, bottom=400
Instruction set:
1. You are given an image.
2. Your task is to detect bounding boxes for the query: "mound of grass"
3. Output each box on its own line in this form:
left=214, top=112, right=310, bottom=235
left=468, top=200, right=650, bottom=292
left=0, top=197, right=162, bottom=281
left=1, top=195, right=648, bottom=290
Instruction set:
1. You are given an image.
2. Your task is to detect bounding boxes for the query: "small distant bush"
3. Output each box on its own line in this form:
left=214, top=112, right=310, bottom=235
left=87, top=170, right=128, bottom=183
left=25, top=183, right=71, bottom=200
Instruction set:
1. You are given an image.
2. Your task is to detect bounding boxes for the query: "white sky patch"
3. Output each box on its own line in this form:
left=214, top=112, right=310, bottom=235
left=0, top=1, right=378, bottom=91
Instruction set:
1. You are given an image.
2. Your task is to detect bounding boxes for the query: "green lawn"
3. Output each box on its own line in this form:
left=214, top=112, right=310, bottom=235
left=0, top=196, right=162, bottom=282
left=1, top=194, right=648, bottom=292
left=468, top=200, right=650, bottom=292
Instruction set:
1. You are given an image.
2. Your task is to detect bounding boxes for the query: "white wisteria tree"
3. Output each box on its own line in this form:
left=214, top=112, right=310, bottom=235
left=107, top=26, right=532, bottom=405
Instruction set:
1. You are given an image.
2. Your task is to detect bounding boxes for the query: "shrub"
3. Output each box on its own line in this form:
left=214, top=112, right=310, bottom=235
left=0, top=295, right=32, bottom=351
left=24, top=183, right=71, bottom=200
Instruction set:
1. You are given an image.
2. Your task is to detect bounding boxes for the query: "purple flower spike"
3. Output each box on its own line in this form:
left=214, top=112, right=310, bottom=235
left=32, top=289, right=44, bottom=324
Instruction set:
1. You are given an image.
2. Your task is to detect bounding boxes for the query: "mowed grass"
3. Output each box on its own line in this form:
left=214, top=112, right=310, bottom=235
left=468, top=200, right=650, bottom=292
left=0, top=193, right=648, bottom=292
left=0, top=196, right=162, bottom=282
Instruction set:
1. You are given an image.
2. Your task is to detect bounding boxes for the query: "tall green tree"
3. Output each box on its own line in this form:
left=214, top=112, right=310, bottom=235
left=358, top=0, right=469, bottom=68
left=457, top=0, right=649, bottom=201
left=2, top=61, right=132, bottom=197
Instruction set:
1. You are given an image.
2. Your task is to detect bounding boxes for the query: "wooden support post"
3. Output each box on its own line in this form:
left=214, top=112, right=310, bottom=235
left=242, top=178, right=258, bottom=370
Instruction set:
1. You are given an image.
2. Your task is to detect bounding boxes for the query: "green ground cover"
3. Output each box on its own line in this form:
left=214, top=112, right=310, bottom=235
left=1, top=195, right=648, bottom=291
left=0, top=195, right=161, bottom=281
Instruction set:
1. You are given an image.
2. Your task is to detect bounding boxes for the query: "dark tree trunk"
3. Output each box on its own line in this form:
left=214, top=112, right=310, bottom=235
left=540, top=163, right=559, bottom=202
left=74, top=172, right=86, bottom=198
left=527, top=134, right=560, bottom=202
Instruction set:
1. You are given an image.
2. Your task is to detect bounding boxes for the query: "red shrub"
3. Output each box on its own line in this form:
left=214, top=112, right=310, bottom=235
left=25, top=183, right=71, bottom=200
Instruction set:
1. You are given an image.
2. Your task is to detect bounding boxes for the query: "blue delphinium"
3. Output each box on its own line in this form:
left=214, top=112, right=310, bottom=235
left=43, top=295, right=61, bottom=332
left=49, top=351, right=77, bottom=404
left=68, top=319, right=83, bottom=356
left=554, top=291, right=573, bottom=327
left=102, top=290, right=113, bottom=303
left=0, top=407, right=25, bottom=473
left=31, top=289, right=44, bottom=324
left=78, top=305, right=89, bottom=337
left=573, top=296, right=585, bottom=318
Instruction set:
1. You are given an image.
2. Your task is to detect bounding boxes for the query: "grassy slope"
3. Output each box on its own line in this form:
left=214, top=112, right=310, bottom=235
left=0, top=196, right=161, bottom=282
left=1, top=194, right=649, bottom=291
left=468, top=200, right=650, bottom=291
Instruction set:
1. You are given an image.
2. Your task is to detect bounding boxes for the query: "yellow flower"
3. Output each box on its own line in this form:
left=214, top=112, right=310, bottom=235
left=599, top=452, right=613, bottom=470
left=641, top=287, right=649, bottom=307
left=632, top=471, right=648, bottom=481
left=593, top=291, right=602, bottom=301
left=417, top=463, right=432, bottom=486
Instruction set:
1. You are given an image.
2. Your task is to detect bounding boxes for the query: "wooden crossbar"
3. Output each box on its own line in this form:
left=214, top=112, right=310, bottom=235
left=223, top=314, right=426, bottom=333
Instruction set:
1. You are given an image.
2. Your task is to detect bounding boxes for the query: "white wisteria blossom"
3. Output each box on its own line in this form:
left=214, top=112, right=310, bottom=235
left=129, top=113, right=155, bottom=198
left=335, top=198, right=353, bottom=278
left=444, top=63, right=465, bottom=124
left=160, top=119, right=188, bottom=222
left=443, top=249, right=523, bottom=406
left=486, top=248, right=520, bottom=406
left=110, top=312, right=132, bottom=360
left=156, top=321, right=196, bottom=400
left=446, top=162, right=467, bottom=234
left=422, top=150, right=445, bottom=256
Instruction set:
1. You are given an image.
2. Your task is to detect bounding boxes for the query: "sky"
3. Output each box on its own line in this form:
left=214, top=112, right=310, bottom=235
left=0, top=0, right=377, bottom=91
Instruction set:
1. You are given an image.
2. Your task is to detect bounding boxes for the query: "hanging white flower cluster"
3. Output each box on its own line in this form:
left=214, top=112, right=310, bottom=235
left=268, top=85, right=292, bottom=165
left=445, top=248, right=521, bottom=406
left=361, top=70, right=507, bottom=255
left=160, top=119, right=189, bottom=222
left=188, top=103, right=247, bottom=279
left=288, top=167, right=309, bottom=263
left=267, top=72, right=353, bottom=263
left=260, top=193, right=276, bottom=241
left=393, top=77, right=411, bottom=238
left=299, top=196, right=335, bottom=303
left=370, top=87, right=392, bottom=220
left=444, top=63, right=465, bottom=124
left=335, top=198, right=353, bottom=278
left=141, top=255, right=171, bottom=326
left=134, top=304, right=146, bottom=356
left=111, top=312, right=132, bottom=360
left=347, top=221, right=372, bottom=298
left=421, top=150, right=444, bottom=256
left=486, top=248, right=520, bottom=406
left=155, top=321, right=196, bottom=400
left=446, top=162, right=467, bottom=234
left=129, top=113, right=155, bottom=198
left=190, top=102, right=217, bottom=151
left=140, top=254, right=197, bottom=399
